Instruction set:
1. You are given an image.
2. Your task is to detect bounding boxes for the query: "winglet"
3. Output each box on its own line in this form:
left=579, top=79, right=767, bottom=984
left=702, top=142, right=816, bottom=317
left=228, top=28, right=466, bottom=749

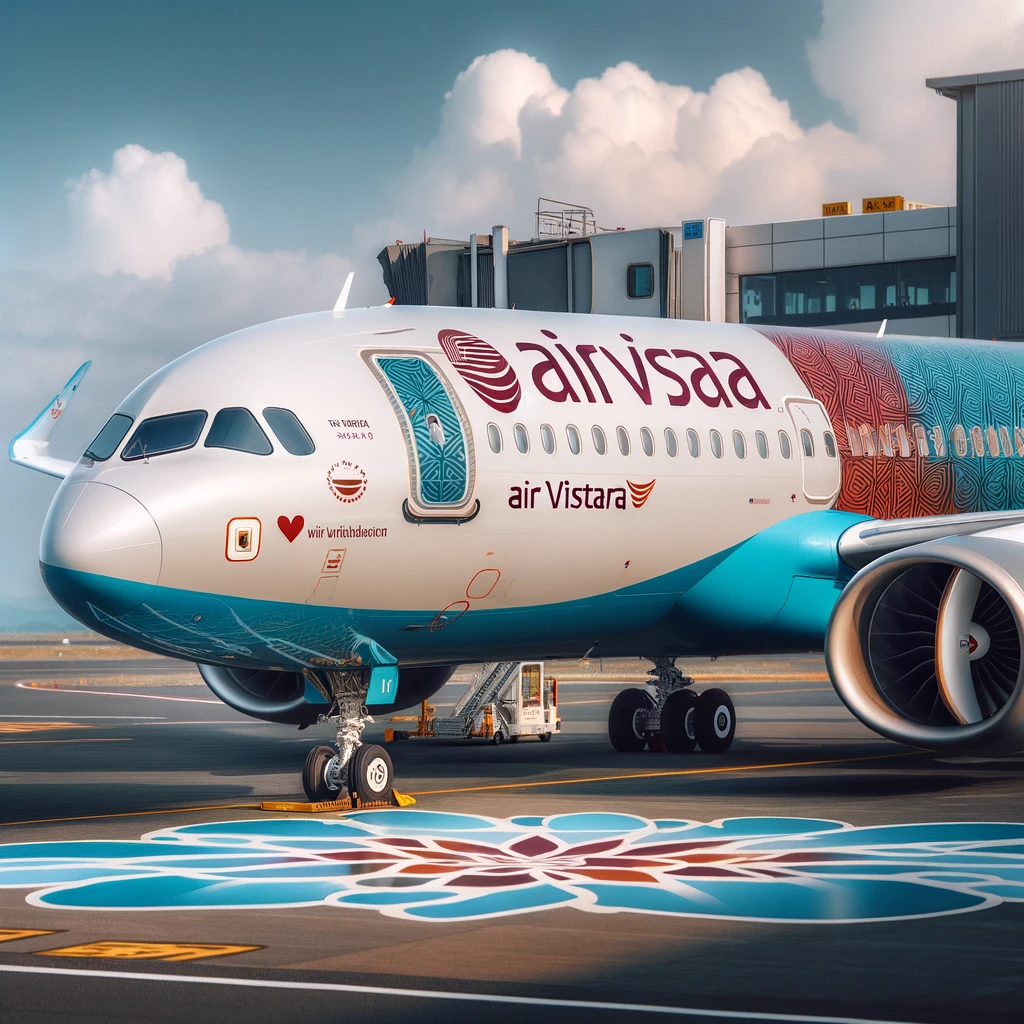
left=332, top=272, right=355, bottom=315
left=9, top=361, right=92, bottom=480
left=876, top=319, right=888, bottom=338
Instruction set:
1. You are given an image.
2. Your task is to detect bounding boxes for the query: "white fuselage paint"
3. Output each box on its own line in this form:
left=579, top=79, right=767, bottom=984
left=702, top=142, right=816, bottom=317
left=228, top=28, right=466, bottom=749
left=46, top=307, right=834, bottom=621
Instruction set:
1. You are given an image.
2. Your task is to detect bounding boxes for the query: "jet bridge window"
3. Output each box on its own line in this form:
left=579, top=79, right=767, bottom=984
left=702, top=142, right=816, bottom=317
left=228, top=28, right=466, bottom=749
left=263, top=407, right=315, bottom=455
left=85, top=413, right=134, bottom=461
left=205, top=407, right=273, bottom=455
left=626, top=263, right=654, bottom=299
left=121, top=410, right=208, bottom=461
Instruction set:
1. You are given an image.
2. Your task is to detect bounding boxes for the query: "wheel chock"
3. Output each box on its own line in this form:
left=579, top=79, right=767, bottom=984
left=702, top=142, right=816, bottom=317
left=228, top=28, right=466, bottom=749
left=260, top=789, right=415, bottom=813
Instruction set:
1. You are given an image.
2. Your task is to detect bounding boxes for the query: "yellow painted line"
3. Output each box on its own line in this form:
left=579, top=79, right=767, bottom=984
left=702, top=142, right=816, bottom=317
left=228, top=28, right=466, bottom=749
left=0, top=929, right=58, bottom=944
left=0, top=722, right=90, bottom=734
left=406, top=751, right=916, bottom=797
left=0, top=738, right=132, bottom=746
left=0, top=802, right=261, bottom=829
left=735, top=686, right=833, bottom=697
left=36, top=941, right=262, bottom=962
left=559, top=699, right=613, bottom=705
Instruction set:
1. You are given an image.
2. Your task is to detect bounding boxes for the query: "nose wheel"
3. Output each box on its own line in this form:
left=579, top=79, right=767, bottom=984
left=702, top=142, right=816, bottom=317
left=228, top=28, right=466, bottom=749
left=300, top=668, right=403, bottom=806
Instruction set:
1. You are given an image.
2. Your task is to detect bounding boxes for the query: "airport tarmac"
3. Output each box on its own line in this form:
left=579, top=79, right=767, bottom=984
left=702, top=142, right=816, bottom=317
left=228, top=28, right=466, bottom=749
left=1, top=654, right=1023, bottom=1023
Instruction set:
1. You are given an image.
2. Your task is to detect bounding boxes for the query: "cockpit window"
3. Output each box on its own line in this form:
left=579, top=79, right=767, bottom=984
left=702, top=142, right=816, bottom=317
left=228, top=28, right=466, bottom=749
left=121, top=410, right=207, bottom=461
left=205, top=407, right=273, bottom=455
left=84, top=413, right=134, bottom=461
left=263, top=407, right=315, bottom=456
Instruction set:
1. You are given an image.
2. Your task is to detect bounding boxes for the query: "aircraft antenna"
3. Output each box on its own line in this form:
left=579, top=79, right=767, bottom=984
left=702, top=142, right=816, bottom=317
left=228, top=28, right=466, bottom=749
left=332, top=272, right=355, bottom=314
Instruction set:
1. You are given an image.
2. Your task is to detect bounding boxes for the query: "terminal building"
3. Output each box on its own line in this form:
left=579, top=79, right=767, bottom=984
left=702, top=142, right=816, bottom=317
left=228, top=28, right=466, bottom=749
left=378, top=67, right=1023, bottom=342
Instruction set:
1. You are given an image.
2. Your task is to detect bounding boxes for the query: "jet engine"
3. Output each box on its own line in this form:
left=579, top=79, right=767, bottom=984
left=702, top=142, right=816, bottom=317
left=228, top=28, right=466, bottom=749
left=196, top=663, right=454, bottom=725
left=826, top=530, right=1024, bottom=753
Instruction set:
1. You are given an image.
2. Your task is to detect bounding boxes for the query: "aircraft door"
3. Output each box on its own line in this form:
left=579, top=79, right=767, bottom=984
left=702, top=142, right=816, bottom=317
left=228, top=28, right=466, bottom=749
left=786, top=397, right=841, bottom=504
left=370, top=354, right=478, bottom=520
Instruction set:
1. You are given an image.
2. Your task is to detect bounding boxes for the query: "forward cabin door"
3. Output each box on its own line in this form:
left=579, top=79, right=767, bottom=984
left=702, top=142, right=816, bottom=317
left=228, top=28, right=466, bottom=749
left=369, top=353, right=478, bottom=521
left=785, top=397, right=841, bottom=504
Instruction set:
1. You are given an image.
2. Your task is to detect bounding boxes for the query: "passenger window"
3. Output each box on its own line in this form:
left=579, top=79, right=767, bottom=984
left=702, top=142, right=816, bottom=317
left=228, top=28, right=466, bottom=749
left=709, top=429, right=723, bottom=459
left=487, top=422, right=502, bottom=454
left=778, top=430, right=792, bottom=459
left=263, top=407, right=315, bottom=456
left=121, top=410, right=208, bottom=461
left=85, top=413, right=134, bottom=461
left=425, top=413, right=446, bottom=446
left=823, top=431, right=837, bottom=458
left=800, top=429, right=814, bottom=457
left=592, top=425, right=607, bottom=455
left=733, top=430, right=746, bottom=459
left=540, top=423, right=556, bottom=454
left=514, top=423, right=530, bottom=454
left=686, top=428, right=700, bottom=458
left=664, top=427, right=678, bottom=458
left=206, top=408, right=273, bottom=455
left=755, top=430, right=768, bottom=459
left=566, top=424, right=582, bottom=455
left=616, top=426, right=631, bottom=456
left=640, top=426, right=655, bottom=457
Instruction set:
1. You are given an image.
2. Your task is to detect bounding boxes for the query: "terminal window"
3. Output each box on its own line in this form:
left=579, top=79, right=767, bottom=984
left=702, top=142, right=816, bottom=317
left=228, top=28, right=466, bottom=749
left=741, top=257, right=954, bottom=327
left=627, top=263, right=654, bottom=298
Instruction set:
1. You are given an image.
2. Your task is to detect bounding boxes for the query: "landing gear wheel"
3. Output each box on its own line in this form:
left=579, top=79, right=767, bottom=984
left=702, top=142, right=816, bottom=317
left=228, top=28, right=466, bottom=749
left=608, top=687, right=651, bottom=752
left=303, top=744, right=343, bottom=802
left=694, top=689, right=736, bottom=753
left=348, top=744, right=393, bottom=802
left=661, top=689, right=698, bottom=753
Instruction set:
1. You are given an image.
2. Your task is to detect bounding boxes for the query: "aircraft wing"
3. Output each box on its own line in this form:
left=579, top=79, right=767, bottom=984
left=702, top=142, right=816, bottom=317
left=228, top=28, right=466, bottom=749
left=838, top=508, right=1024, bottom=569
left=9, top=361, right=91, bottom=480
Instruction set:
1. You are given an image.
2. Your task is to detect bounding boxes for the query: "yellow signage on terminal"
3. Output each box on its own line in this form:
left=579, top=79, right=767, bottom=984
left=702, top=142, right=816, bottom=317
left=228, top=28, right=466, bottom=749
left=821, top=202, right=852, bottom=217
left=862, top=195, right=905, bottom=213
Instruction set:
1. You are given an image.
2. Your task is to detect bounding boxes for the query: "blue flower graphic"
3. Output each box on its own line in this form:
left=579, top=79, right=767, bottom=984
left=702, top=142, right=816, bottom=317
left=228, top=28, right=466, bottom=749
left=3, top=812, right=1024, bottom=923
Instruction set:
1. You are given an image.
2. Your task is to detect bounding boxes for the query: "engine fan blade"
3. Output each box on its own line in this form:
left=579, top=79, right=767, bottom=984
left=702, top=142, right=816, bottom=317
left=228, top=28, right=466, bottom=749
left=936, top=568, right=984, bottom=724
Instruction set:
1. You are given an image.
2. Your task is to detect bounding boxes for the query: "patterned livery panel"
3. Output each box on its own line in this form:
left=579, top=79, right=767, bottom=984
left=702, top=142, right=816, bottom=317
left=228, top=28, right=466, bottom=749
left=760, top=327, right=1024, bottom=519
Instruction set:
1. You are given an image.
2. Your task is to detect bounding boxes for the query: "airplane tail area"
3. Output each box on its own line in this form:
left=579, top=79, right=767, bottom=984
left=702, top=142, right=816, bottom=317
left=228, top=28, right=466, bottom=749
left=9, top=361, right=91, bottom=480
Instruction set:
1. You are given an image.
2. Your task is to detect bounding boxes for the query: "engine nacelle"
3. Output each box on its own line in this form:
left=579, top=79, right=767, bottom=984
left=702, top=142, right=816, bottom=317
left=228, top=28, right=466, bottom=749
left=196, top=663, right=454, bottom=725
left=826, top=530, right=1024, bottom=753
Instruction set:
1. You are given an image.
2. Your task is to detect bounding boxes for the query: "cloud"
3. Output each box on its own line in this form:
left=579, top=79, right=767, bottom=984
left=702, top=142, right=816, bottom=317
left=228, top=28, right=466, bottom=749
left=2, top=146, right=352, bottom=608
left=67, top=145, right=230, bottom=279
left=368, top=2, right=1024, bottom=241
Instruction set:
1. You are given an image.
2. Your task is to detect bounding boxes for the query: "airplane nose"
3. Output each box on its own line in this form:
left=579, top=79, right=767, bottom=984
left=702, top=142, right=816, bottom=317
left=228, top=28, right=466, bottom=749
left=40, top=481, right=162, bottom=616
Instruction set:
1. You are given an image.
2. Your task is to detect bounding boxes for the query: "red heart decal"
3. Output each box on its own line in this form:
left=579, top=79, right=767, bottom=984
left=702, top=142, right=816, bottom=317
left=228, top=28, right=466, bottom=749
left=277, top=515, right=304, bottom=542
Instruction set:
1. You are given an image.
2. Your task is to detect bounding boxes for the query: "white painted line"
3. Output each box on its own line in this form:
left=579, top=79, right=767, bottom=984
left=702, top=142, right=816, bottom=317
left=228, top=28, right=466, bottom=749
left=0, top=964, right=923, bottom=1023
left=0, top=715, right=166, bottom=720
left=16, top=682, right=220, bottom=705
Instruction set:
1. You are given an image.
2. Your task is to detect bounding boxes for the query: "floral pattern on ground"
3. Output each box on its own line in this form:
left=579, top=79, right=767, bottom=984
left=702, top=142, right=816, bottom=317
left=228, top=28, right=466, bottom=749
left=4, top=812, right=1024, bottom=923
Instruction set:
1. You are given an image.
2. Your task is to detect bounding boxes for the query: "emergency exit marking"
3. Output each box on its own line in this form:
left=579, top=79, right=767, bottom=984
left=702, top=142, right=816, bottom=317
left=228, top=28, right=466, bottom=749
left=37, top=940, right=263, bottom=962
left=0, top=929, right=58, bottom=943
left=683, top=220, right=703, bottom=240
left=226, top=517, right=261, bottom=562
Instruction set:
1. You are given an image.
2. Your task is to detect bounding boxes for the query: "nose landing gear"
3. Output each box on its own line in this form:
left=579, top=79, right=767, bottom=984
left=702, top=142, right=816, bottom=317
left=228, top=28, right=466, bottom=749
left=607, top=658, right=736, bottom=754
left=300, top=669, right=400, bottom=806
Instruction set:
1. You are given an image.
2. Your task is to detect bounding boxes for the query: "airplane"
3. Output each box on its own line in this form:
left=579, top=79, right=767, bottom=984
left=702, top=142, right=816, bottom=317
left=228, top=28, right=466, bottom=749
left=11, top=292, right=1024, bottom=803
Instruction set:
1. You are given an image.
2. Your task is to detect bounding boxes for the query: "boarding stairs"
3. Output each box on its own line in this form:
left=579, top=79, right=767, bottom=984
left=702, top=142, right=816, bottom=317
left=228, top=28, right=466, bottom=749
left=432, top=662, right=520, bottom=738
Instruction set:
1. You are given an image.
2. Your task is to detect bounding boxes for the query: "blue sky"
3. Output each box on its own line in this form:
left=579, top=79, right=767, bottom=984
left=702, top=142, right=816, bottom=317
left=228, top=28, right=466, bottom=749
left=2, top=0, right=1023, bottom=623
left=2, top=0, right=837, bottom=264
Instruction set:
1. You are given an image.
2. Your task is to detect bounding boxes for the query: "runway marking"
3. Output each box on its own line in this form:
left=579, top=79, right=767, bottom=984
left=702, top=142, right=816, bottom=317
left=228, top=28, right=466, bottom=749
left=0, top=722, right=90, bottom=733
left=0, top=929, right=57, bottom=944
left=407, top=751, right=915, bottom=796
left=36, top=941, right=262, bottom=962
left=0, top=803, right=262, bottom=829
left=0, top=964, right=929, bottom=1023
left=0, top=715, right=165, bottom=720
left=0, top=738, right=132, bottom=746
left=16, top=682, right=220, bottom=704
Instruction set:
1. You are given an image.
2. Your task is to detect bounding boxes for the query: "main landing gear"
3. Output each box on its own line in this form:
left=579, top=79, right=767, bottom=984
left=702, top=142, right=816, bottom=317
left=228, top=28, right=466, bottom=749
left=301, top=669, right=397, bottom=805
left=608, top=658, right=736, bottom=754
